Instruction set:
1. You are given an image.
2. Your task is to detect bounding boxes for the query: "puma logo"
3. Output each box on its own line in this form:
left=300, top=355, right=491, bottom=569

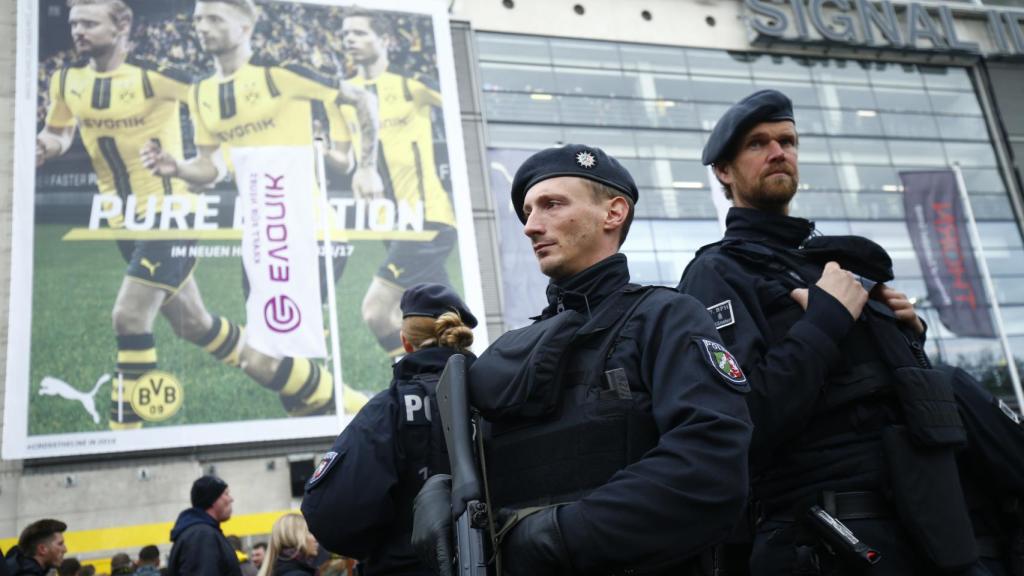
left=140, top=258, right=161, bottom=277
left=387, top=263, right=404, bottom=279
left=39, top=374, right=110, bottom=424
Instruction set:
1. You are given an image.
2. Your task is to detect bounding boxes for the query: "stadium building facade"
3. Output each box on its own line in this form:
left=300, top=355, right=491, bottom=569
left=1, top=0, right=1023, bottom=567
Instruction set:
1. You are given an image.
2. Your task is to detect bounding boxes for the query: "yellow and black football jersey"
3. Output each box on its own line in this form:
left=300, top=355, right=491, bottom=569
left=347, top=72, right=455, bottom=227
left=44, top=58, right=193, bottom=224
left=192, top=59, right=351, bottom=171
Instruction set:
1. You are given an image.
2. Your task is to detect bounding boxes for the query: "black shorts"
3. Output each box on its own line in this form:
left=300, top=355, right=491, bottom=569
left=118, top=239, right=197, bottom=292
left=376, top=223, right=456, bottom=288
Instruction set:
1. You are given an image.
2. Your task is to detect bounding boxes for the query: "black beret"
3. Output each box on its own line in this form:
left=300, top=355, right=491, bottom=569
left=400, top=283, right=478, bottom=329
left=510, top=144, right=638, bottom=224
left=191, top=475, right=228, bottom=510
left=702, top=89, right=794, bottom=166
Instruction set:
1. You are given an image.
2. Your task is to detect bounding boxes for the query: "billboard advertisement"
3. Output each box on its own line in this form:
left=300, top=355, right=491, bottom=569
left=6, top=0, right=485, bottom=458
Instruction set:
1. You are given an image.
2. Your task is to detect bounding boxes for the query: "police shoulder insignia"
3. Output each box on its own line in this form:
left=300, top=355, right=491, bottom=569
left=575, top=150, right=597, bottom=169
left=706, top=299, right=735, bottom=330
left=699, top=338, right=748, bottom=389
left=306, top=451, right=339, bottom=489
left=997, top=398, right=1022, bottom=425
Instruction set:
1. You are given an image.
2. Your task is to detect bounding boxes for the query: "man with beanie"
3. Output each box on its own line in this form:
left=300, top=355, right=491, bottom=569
left=411, top=144, right=753, bottom=575
left=167, top=475, right=242, bottom=576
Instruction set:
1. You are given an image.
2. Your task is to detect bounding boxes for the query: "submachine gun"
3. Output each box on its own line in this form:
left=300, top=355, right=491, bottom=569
left=436, top=354, right=490, bottom=576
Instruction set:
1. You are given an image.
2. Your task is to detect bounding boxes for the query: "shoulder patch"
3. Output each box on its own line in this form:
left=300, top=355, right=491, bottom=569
left=706, top=300, right=735, bottom=330
left=698, top=338, right=748, bottom=390
left=306, top=451, right=339, bottom=490
left=998, top=398, right=1022, bottom=425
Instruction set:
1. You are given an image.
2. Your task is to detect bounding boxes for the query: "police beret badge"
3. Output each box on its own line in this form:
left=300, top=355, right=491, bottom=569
left=575, top=150, right=597, bottom=169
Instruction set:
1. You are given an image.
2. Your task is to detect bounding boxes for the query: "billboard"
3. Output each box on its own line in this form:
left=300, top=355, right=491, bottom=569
left=6, top=0, right=485, bottom=458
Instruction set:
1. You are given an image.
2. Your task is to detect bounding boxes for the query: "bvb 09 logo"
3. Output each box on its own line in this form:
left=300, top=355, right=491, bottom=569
left=130, top=371, right=183, bottom=422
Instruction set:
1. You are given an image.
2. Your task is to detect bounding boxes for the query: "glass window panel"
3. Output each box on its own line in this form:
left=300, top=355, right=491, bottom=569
left=937, top=116, right=990, bottom=141
left=477, top=34, right=551, bottom=65
left=867, top=62, right=925, bottom=88
left=651, top=219, right=722, bottom=250
left=621, top=220, right=653, bottom=252
left=698, top=103, right=733, bottom=131
left=619, top=44, right=688, bottom=73
left=789, top=191, right=848, bottom=219
left=639, top=100, right=702, bottom=130
left=967, top=194, right=1017, bottom=221
left=800, top=163, right=842, bottom=191
left=554, top=68, right=640, bottom=98
left=978, top=222, right=1024, bottom=250
left=873, top=87, right=932, bottom=113
left=672, top=190, right=719, bottom=219
left=811, top=58, right=871, bottom=85
left=658, top=255, right=689, bottom=286
left=652, top=74, right=692, bottom=100
left=563, top=127, right=637, bottom=157
left=919, top=66, right=973, bottom=91
left=479, top=62, right=557, bottom=93
left=557, top=96, right=640, bottom=127
left=889, top=140, right=946, bottom=166
left=625, top=251, right=663, bottom=284
left=754, top=80, right=820, bottom=107
left=484, top=92, right=561, bottom=124
left=880, top=112, right=940, bottom=139
left=944, top=142, right=998, bottom=167
left=689, top=75, right=759, bottom=104
left=849, top=221, right=913, bottom=249
left=817, top=85, right=877, bottom=111
left=633, top=130, right=704, bottom=159
left=822, top=109, right=885, bottom=137
left=960, top=168, right=1006, bottom=193
left=619, top=158, right=659, bottom=188
left=750, top=54, right=814, bottom=82
left=929, top=91, right=983, bottom=116
left=685, top=49, right=753, bottom=78
left=814, top=220, right=854, bottom=235
left=668, top=159, right=710, bottom=187
left=828, top=137, right=890, bottom=164
left=549, top=38, right=622, bottom=69
left=487, top=124, right=564, bottom=149
left=891, top=253, right=928, bottom=279
left=985, top=249, right=1024, bottom=276
left=796, top=136, right=832, bottom=164
left=835, top=164, right=899, bottom=191
left=794, top=107, right=826, bottom=135
left=841, top=191, right=904, bottom=219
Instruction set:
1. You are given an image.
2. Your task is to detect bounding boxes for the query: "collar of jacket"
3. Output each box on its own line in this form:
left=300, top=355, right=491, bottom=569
left=538, top=253, right=630, bottom=320
left=393, top=346, right=466, bottom=380
left=724, top=206, right=815, bottom=249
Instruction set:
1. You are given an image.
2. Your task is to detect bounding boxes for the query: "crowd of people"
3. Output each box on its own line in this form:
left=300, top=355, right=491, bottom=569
left=2, top=476, right=355, bottom=576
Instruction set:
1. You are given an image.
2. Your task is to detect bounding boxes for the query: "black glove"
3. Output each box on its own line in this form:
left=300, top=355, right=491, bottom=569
left=501, top=506, right=573, bottom=576
left=412, top=474, right=454, bottom=576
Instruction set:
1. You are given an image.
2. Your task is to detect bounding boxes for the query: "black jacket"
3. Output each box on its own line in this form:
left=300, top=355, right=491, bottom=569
left=481, top=254, right=753, bottom=574
left=4, top=548, right=45, bottom=576
left=679, top=207, right=909, bottom=511
left=167, top=508, right=243, bottom=576
left=270, top=555, right=316, bottom=576
left=303, top=346, right=470, bottom=576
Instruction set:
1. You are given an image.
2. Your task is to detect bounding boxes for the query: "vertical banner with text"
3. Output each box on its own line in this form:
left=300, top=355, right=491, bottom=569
left=900, top=169, right=996, bottom=338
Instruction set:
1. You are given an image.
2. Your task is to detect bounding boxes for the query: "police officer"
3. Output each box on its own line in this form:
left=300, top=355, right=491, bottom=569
left=679, top=90, right=1003, bottom=575
left=413, top=144, right=753, bottom=576
left=301, top=282, right=478, bottom=576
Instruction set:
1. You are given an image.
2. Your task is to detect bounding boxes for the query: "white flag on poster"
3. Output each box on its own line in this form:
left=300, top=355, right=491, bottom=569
left=232, top=146, right=327, bottom=358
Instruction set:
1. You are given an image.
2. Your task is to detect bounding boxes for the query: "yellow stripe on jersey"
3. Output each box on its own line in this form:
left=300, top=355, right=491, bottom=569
left=44, top=60, right=193, bottom=220
left=347, top=72, right=455, bottom=227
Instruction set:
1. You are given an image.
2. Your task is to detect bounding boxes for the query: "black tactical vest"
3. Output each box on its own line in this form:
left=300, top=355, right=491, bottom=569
left=471, top=286, right=662, bottom=510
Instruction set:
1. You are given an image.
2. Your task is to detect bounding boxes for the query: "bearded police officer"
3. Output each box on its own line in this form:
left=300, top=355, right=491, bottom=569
left=679, top=90, right=1010, bottom=575
left=413, top=144, right=753, bottom=576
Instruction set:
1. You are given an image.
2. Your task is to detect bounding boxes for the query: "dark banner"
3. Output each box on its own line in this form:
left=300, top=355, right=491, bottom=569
left=900, top=169, right=995, bottom=337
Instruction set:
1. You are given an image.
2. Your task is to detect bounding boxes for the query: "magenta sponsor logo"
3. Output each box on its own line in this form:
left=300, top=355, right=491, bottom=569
left=264, top=295, right=301, bottom=333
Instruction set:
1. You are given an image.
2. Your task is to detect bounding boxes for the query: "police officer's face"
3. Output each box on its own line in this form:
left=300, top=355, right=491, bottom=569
left=522, top=177, right=615, bottom=280
left=716, top=121, right=799, bottom=213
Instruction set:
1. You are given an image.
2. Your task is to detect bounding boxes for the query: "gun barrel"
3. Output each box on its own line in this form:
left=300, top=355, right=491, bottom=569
left=436, top=354, right=483, bottom=516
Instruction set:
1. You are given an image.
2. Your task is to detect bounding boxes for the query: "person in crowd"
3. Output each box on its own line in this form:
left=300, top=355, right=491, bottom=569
left=678, top=89, right=1010, bottom=574
left=58, top=557, right=81, bottom=576
left=167, top=475, right=242, bottom=576
left=133, top=546, right=160, bottom=576
left=303, top=282, right=478, bottom=575
left=250, top=543, right=267, bottom=571
left=5, top=519, right=68, bottom=576
left=227, top=536, right=257, bottom=576
left=109, top=553, right=133, bottom=576
left=256, top=514, right=319, bottom=576
left=411, top=144, right=753, bottom=575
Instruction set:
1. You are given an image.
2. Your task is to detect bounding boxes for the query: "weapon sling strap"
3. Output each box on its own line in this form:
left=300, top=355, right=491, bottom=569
left=479, top=285, right=661, bottom=576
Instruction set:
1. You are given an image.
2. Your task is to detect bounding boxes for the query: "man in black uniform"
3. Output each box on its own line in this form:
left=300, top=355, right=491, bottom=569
left=413, top=144, right=753, bottom=576
left=679, top=90, right=1001, bottom=575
